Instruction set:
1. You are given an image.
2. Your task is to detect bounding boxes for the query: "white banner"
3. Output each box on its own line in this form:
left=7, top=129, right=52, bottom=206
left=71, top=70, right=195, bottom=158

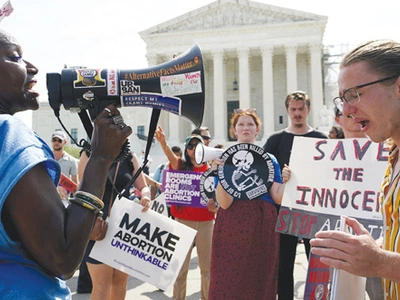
left=283, top=137, right=388, bottom=220
left=150, top=193, right=169, bottom=217
left=90, top=196, right=197, bottom=291
left=330, top=216, right=366, bottom=300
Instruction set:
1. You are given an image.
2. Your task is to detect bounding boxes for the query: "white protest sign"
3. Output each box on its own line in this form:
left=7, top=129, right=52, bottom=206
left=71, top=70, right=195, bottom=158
left=330, top=216, right=366, bottom=300
left=160, top=71, right=202, bottom=96
left=277, top=137, right=389, bottom=239
left=150, top=193, right=169, bottom=217
left=90, top=196, right=197, bottom=291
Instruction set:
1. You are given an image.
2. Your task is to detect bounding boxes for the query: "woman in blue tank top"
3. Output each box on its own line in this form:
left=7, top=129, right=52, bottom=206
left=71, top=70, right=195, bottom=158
left=0, top=30, right=133, bottom=299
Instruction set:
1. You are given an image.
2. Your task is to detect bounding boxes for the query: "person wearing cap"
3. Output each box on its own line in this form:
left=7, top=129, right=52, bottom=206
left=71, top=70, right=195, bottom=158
left=155, top=125, right=215, bottom=300
left=51, top=130, right=78, bottom=187
left=51, top=130, right=78, bottom=207
left=52, top=131, right=91, bottom=293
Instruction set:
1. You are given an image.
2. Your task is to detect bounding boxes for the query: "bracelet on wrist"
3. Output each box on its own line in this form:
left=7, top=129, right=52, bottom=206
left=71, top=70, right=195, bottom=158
left=75, top=194, right=103, bottom=210
left=75, top=191, right=104, bottom=209
left=70, top=198, right=103, bottom=216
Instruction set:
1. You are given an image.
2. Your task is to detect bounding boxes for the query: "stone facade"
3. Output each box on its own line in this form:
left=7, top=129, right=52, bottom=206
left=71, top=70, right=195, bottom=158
left=139, top=0, right=327, bottom=144
left=33, top=0, right=328, bottom=171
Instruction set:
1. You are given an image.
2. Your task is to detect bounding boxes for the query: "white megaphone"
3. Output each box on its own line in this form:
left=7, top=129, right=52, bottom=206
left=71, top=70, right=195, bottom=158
left=195, top=143, right=224, bottom=164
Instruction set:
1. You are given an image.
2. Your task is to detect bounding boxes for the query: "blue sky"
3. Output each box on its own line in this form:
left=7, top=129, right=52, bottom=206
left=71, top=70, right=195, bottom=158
left=1, top=0, right=398, bottom=125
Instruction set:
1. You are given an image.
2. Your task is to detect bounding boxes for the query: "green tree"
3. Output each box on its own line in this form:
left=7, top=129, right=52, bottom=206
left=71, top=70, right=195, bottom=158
left=64, top=145, right=81, bottom=159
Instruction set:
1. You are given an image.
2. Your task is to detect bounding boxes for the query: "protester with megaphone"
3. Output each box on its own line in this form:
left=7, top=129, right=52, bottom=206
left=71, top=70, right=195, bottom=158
left=154, top=125, right=216, bottom=300
left=208, top=108, right=290, bottom=300
left=0, top=30, right=133, bottom=299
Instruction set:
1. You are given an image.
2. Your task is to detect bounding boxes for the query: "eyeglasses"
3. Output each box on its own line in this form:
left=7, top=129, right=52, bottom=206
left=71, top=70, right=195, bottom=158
left=334, top=107, right=342, bottom=117
left=234, top=108, right=257, bottom=114
left=52, top=138, right=62, bottom=143
left=201, top=135, right=211, bottom=140
left=186, top=144, right=198, bottom=150
left=333, top=75, right=399, bottom=111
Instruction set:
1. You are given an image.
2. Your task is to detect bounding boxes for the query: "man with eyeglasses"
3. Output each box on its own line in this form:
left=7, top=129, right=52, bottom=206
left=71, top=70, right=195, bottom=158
left=333, top=106, right=384, bottom=300
left=310, top=39, right=400, bottom=300
left=263, top=91, right=327, bottom=300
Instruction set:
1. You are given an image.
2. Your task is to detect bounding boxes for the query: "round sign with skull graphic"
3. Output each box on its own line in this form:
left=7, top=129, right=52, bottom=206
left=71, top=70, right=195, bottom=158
left=199, top=168, right=218, bottom=205
left=217, top=143, right=274, bottom=200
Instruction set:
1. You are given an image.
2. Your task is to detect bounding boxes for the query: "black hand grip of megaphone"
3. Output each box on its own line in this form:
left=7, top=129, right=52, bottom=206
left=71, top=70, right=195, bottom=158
left=47, top=73, right=62, bottom=117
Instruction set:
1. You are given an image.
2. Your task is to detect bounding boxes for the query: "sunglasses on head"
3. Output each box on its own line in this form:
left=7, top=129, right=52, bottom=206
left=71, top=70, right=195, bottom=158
left=187, top=144, right=198, bottom=150
left=289, top=91, right=307, bottom=100
left=52, top=138, right=63, bottom=143
left=234, top=108, right=257, bottom=114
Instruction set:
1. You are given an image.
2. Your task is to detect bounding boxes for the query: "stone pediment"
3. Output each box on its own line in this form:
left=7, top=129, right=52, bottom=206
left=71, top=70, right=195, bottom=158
left=140, top=0, right=326, bottom=35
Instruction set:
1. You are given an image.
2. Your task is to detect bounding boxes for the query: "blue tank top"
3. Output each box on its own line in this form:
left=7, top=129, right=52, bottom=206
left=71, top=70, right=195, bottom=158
left=0, top=115, right=70, bottom=299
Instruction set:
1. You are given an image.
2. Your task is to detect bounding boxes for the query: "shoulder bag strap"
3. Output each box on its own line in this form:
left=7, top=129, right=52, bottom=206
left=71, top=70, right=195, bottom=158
left=107, top=161, right=120, bottom=217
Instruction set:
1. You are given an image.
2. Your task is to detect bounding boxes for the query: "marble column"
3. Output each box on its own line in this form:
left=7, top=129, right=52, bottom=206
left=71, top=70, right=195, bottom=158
left=285, top=44, right=298, bottom=94
left=237, top=47, right=250, bottom=109
left=212, top=49, right=225, bottom=141
left=167, top=114, right=180, bottom=145
left=260, top=46, right=274, bottom=139
left=309, top=43, right=324, bottom=129
left=285, top=44, right=298, bottom=125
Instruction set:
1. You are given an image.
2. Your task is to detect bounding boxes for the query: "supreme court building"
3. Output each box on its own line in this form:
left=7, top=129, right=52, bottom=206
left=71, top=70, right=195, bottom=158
left=139, top=0, right=328, bottom=145
left=33, top=0, right=333, bottom=167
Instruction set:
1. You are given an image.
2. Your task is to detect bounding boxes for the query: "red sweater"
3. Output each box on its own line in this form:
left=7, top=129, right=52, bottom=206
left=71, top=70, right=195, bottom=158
left=170, top=160, right=215, bottom=221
